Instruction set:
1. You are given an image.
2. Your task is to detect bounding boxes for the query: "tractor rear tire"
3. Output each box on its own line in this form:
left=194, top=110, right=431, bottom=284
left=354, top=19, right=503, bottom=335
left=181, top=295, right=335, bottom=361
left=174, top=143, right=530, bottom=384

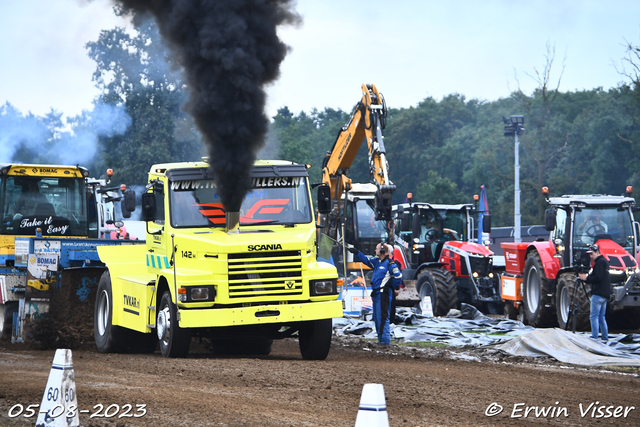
left=523, top=252, right=558, bottom=328
left=157, top=291, right=192, bottom=358
left=556, top=274, right=590, bottom=331
left=0, top=302, right=18, bottom=341
left=416, top=269, right=458, bottom=317
left=298, top=319, right=332, bottom=360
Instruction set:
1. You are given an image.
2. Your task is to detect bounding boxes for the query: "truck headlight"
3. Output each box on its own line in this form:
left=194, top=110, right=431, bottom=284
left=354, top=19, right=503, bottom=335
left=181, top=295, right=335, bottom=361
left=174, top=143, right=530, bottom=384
left=178, top=286, right=216, bottom=302
left=310, top=279, right=337, bottom=295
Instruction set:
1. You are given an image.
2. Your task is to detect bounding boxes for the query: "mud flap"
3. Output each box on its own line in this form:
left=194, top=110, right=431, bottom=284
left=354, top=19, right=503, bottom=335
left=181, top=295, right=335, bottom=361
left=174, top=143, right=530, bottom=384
left=29, top=268, right=105, bottom=349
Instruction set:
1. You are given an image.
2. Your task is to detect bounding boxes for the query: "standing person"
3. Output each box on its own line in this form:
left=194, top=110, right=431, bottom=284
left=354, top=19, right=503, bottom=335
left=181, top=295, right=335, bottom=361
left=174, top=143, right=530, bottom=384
left=578, top=244, right=610, bottom=343
left=348, top=243, right=402, bottom=345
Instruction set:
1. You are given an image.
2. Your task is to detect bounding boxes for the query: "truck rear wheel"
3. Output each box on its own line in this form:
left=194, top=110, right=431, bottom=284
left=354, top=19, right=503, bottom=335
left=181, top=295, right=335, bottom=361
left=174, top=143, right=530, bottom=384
left=416, top=269, right=457, bottom=317
left=157, top=291, right=191, bottom=358
left=0, top=302, right=18, bottom=341
left=94, top=271, right=125, bottom=353
left=523, top=252, right=557, bottom=328
left=298, top=319, right=332, bottom=360
left=556, top=274, right=590, bottom=331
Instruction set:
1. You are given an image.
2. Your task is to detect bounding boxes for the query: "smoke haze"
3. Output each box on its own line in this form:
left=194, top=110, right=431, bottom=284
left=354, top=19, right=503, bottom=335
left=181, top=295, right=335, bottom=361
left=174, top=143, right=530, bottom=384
left=115, top=0, right=300, bottom=211
left=0, top=102, right=131, bottom=166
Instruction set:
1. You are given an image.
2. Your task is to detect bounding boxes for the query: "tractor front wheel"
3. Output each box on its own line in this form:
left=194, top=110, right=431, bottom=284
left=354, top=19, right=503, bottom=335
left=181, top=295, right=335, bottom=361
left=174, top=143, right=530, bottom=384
left=556, top=274, right=590, bottom=331
left=415, top=269, right=458, bottom=317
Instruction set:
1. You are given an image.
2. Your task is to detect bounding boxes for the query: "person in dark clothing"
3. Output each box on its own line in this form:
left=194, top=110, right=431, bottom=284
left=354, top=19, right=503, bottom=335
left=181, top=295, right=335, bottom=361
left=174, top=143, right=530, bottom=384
left=578, top=243, right=611, bottom=342
left=348, top=243, right=402, bottom=345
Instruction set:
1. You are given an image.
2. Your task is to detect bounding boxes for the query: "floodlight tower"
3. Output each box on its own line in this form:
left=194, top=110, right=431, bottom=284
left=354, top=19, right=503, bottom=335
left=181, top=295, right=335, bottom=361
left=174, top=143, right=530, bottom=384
left=503, top=115, right=525, bottom=242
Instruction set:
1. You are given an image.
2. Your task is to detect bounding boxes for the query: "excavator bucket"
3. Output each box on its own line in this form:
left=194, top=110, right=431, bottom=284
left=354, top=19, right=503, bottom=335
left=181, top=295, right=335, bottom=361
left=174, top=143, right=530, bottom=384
left=374, top=184, right=396, bottom=221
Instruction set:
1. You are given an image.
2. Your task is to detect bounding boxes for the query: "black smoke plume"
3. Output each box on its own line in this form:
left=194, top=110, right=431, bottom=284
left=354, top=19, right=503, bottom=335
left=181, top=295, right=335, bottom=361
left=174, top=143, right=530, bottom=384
left=115, top=0, right=300, bottom=211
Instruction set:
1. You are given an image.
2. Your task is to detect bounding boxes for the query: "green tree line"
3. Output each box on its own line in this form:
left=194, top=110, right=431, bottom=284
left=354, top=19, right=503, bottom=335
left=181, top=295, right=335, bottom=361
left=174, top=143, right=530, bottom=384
left=4, top=18, right=640, bottom=228
left=273, top=50, right=640, bottom=226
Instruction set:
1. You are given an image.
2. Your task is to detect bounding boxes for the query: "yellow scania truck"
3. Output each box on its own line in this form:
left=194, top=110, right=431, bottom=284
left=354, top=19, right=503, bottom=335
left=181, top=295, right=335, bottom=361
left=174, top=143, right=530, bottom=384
left=95, top=159, right=342, bottom=359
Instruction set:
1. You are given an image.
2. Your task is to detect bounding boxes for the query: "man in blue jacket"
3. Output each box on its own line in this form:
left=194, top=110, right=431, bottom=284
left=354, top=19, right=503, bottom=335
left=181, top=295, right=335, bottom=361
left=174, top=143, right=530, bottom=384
left=348, top=243, right=403, bottom=345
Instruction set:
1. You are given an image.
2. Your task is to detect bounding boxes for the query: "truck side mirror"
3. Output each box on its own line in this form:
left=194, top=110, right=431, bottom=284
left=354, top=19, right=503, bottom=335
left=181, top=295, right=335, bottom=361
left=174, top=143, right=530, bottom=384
left=121, top=189, right=135, bottom=219
left=121, top=199, right=131, bottom=219
left=545, top=208, right=556, bottom=231
left=317, top=185, right=331, bottom=214
left=482, top=214, right=491, bottom=233
left=141, top=192, right=157, bottom=222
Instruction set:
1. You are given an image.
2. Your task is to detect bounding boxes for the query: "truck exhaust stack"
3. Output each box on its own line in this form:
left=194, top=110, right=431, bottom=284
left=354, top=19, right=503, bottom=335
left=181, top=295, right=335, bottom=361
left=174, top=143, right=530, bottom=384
left=226, top=211, right=240, bottom=234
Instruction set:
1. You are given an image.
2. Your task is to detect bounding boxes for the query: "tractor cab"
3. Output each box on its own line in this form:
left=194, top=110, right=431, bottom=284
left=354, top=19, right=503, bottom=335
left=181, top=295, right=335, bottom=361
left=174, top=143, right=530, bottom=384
left=393, top=202, right=472, bottom=269
left=544, top=193, right=639, bottom=272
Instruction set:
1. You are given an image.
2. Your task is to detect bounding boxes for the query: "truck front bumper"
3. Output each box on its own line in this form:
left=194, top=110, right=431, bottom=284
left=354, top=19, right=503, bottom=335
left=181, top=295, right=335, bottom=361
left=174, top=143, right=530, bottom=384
left=178, top=300, right=343, bottom=328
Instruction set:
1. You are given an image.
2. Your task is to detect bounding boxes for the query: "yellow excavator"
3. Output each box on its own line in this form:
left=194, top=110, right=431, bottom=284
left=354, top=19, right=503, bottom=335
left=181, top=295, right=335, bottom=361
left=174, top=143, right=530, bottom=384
left=320, top=83, right=395, bottom=247
left=318, top=84, right=403, bottom=314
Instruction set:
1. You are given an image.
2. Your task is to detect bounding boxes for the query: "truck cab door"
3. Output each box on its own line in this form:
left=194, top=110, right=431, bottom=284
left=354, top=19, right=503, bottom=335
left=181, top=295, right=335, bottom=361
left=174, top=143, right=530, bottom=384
left=145, top=185, right=171, bottom=272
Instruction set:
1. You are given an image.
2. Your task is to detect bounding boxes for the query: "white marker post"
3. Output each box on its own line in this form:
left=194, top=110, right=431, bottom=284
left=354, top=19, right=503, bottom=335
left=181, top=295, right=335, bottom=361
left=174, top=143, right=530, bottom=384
left=36, top=349, right=79, bottom=426
left=420, top=296, right=434, bottom=317
left=354, top=383, right=389, bottom=427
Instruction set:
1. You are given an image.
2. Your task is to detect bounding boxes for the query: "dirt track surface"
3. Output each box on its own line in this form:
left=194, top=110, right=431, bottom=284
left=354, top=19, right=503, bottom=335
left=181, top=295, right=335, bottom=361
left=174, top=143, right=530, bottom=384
left=0, top=336, right=639, bottom=427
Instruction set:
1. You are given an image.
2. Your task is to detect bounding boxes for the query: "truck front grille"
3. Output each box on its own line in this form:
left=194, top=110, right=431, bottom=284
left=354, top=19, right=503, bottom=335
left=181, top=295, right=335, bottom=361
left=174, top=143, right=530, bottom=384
left=227, top=250, right=303, bottom=298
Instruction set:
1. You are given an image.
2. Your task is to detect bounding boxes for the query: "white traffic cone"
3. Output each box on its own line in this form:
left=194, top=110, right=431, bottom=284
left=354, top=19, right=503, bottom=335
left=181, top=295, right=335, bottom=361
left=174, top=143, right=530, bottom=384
left=354, top=383, right=389, bottom=427
left=36, top=349, right=80, bottom=426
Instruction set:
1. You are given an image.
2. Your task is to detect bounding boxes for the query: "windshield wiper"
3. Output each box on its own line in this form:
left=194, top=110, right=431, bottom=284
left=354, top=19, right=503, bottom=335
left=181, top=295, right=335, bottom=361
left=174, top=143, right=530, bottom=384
left=241, top=220, right=296, bottom=227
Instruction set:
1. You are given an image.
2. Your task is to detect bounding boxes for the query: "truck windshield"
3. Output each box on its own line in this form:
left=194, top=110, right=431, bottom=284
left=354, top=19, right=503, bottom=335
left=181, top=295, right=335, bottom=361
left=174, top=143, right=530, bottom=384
left=573, top=206, right=634, bottom=250
left=419, top=209, right=467, bottom=243
left=0, top=176, right=87, bottom=236
left=169, top=176, right=313, bottom=228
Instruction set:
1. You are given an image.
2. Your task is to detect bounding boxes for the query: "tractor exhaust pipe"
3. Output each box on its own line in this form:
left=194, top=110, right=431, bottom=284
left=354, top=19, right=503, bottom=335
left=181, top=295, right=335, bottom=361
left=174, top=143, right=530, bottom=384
left=226, top=211, right=240, bottom=234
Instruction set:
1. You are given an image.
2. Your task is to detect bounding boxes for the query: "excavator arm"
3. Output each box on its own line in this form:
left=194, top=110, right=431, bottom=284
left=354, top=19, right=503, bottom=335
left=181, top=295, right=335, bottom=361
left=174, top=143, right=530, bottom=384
left=321, top=84, right=396, bottom=240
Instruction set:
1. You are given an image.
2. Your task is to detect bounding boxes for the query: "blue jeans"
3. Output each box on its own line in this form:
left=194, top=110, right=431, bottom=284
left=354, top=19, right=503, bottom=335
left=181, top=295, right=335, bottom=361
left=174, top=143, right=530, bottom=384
left=372, top=290, right=393, bottom=344
left=590, top=294, right=608, bottom=341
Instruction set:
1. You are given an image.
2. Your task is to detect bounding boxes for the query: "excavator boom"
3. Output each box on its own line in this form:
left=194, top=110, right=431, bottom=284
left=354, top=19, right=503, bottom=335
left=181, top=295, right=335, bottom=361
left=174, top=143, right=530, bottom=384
left=321, top=84, right=395, bottom=241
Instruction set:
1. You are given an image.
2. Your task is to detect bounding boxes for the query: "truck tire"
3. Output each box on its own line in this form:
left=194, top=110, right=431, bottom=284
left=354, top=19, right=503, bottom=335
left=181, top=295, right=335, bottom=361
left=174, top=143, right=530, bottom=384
left=298, top=319, right=332, bottom=360
left=416, top=269, right=457, bottom=317
left=94, top=271, right=127, bottom=353
left=607, top=308, right=640, bottom=330
left=523, top=252, right=558, bottom=328
left=0, top=302, right=18, bottom=341
left=157, top=291, right=191, bottom=358
left=556, top=274, right=590, bottom=331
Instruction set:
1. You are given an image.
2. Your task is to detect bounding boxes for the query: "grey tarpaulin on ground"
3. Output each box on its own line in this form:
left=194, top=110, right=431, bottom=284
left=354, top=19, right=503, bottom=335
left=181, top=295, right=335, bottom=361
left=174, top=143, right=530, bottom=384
left=495, top=328, right=640, bottom=367
left=334, top=303, right=640, bottom=366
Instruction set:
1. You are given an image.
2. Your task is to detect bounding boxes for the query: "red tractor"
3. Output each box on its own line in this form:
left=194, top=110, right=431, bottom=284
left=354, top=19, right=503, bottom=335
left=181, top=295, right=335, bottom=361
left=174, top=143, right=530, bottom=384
left=392, top=198, right=498, bottom=316
left=501, top=187, right=640, bottom=330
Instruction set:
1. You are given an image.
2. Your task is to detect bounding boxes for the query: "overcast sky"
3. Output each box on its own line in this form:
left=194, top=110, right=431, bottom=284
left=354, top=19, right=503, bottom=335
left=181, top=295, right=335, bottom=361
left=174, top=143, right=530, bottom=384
left=1, top=0, right=639, bottom=121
